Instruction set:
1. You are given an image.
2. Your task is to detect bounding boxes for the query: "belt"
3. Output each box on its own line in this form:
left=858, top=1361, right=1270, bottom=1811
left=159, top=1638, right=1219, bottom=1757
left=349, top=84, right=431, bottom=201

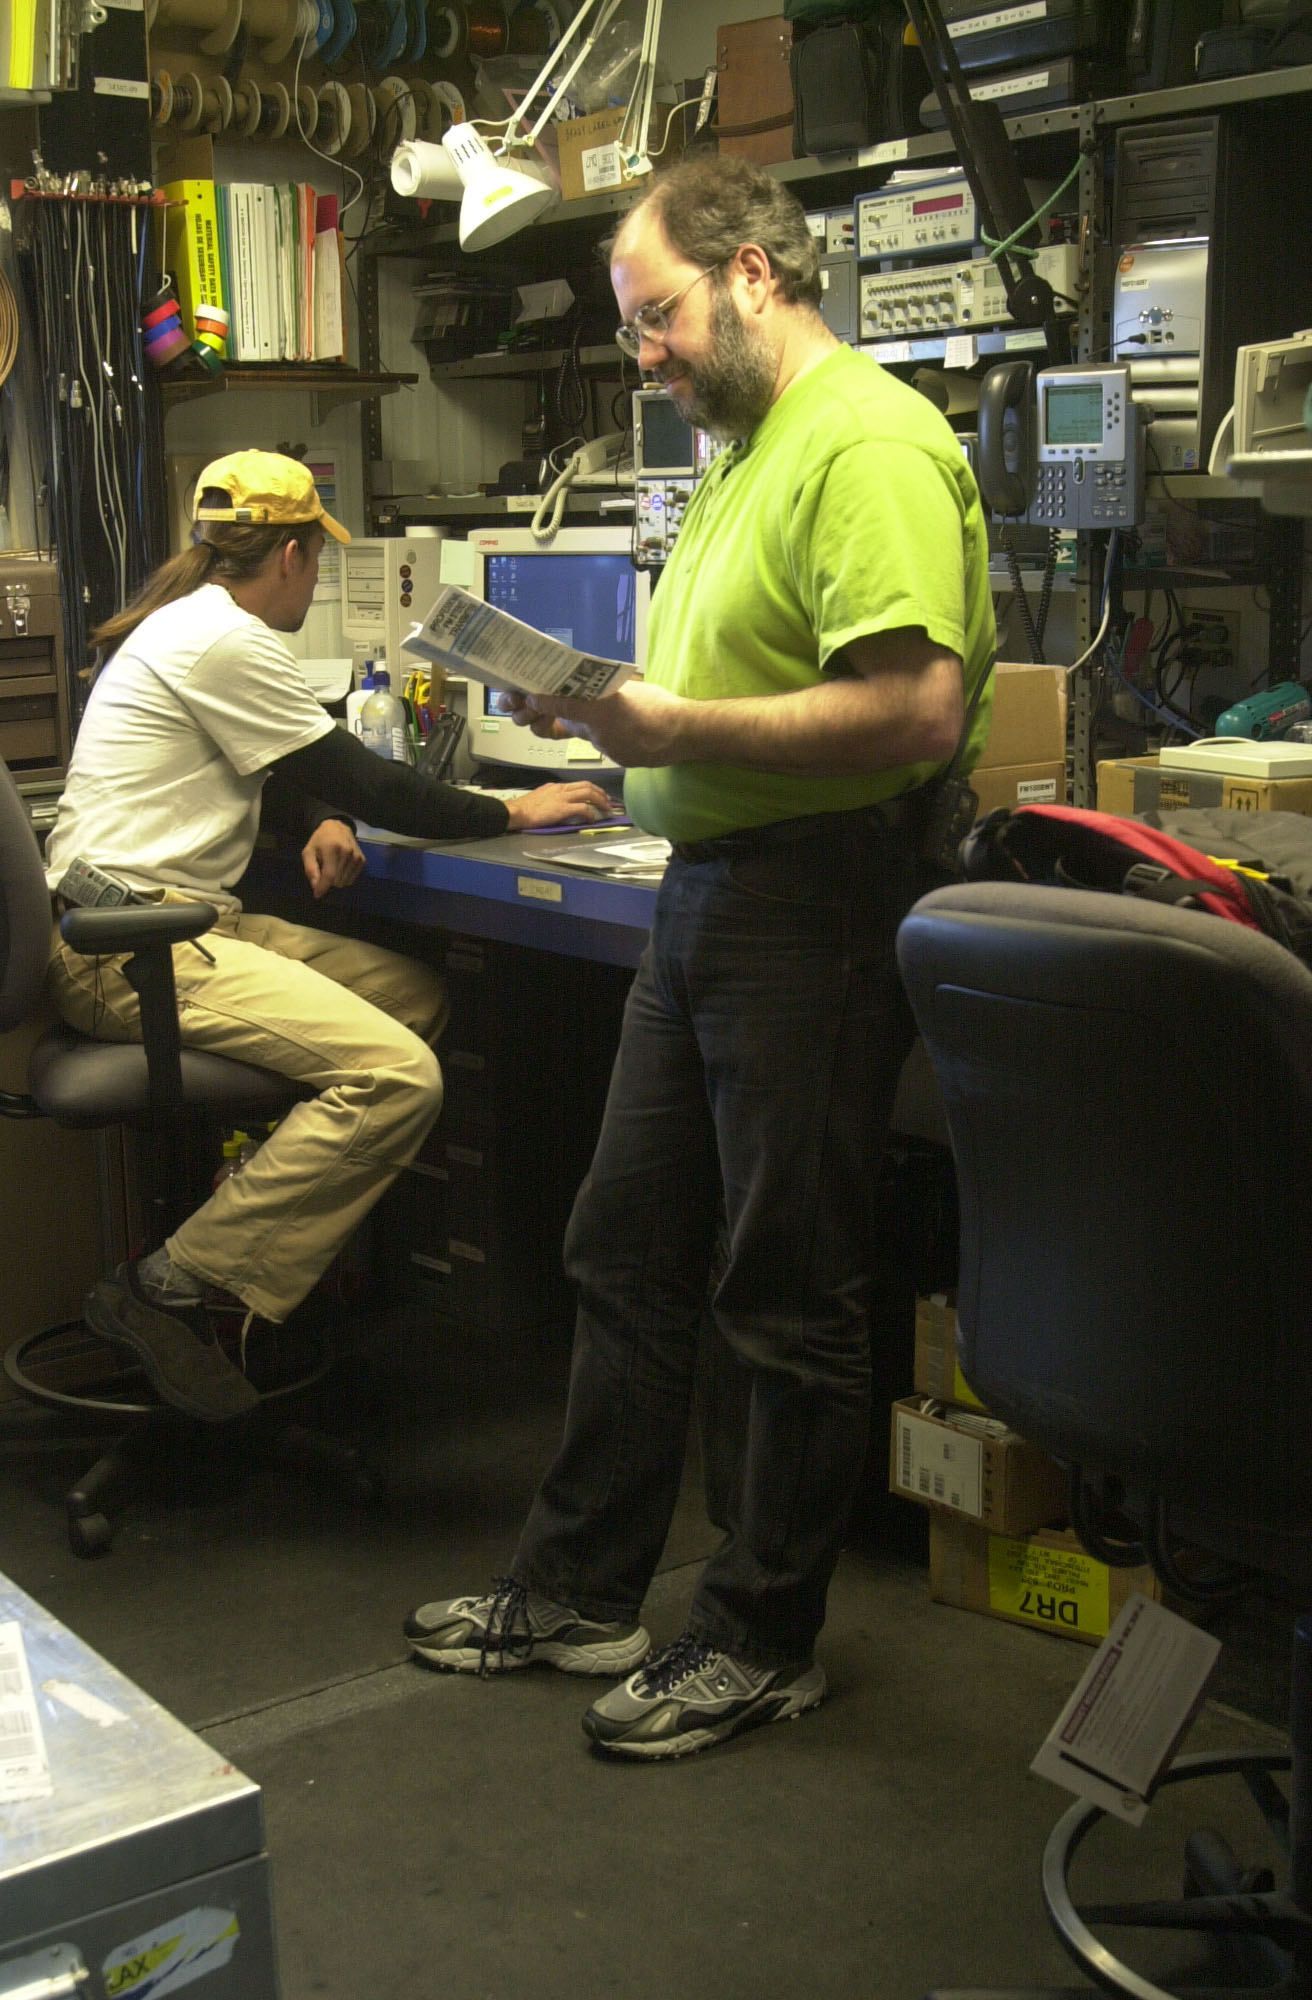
left=670, top=794, right=919, bottom=866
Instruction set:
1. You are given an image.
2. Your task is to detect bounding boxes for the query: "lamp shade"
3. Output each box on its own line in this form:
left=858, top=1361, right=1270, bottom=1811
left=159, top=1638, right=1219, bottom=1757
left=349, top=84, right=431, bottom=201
left=389, top=121, right=559, bottom=249
left=446, top=123, right=559, bottom=250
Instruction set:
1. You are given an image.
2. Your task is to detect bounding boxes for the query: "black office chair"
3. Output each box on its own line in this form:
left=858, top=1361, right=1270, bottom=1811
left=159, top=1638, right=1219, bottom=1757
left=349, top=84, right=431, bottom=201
left=896, top=879, right=1312, bottom=2000
left=0, top=759, right=370, bottom=1557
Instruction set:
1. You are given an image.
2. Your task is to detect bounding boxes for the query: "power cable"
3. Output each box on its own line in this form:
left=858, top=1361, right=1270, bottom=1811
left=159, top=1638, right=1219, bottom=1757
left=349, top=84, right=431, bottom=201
left=13, top=192, right=165, bottom=717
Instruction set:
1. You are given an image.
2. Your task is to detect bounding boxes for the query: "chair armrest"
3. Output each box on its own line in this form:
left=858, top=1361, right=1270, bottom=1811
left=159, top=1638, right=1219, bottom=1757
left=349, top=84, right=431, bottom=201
left=59, top=901, right=218, bottom=955
left=58, top=901, right=218, bottom=1125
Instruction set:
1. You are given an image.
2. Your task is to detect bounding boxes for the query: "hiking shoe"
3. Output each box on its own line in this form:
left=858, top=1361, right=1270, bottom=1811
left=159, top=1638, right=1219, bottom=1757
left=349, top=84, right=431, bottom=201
left=582, top=1632, right=826, bottom=1759
left=404, top=1576, right=651, bottom=1677
left=83, top=1260, right=260, bottom=1424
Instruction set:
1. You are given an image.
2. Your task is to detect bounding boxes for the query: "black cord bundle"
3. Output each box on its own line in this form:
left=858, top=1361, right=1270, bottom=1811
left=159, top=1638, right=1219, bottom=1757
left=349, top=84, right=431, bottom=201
left=13, top=198, right=165, bottom=720
left=554, top=311, right=587, bottom=438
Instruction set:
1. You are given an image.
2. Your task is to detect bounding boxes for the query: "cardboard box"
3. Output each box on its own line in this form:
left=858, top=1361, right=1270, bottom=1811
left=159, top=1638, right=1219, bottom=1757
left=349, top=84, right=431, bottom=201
left=972, top=761, right=1066, bottom=815
left=715, top=16, right=795, bottom=165
left=976, top=662, right=1066, bottom=770
left=913, top=1294, right=987, bottom=1412
left=890, top=1396, right=1068, bottom=1535
left=555, top=106, right=681, bottom=203
left=929, top=1517, right=1162, bottom=1645
left=1098, top=753, right=1312, bottom=819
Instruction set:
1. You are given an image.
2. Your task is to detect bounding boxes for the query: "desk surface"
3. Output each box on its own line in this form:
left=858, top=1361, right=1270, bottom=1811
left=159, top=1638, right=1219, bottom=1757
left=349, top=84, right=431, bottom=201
left=245, top=827, right=948, bottom=1141
left=336, top=827, right=660, bottom=967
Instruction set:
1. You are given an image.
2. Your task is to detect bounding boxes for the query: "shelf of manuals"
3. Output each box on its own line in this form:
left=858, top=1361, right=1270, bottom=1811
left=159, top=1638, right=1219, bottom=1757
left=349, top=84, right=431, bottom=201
left=162, top=365, right=418, bottom=426
left=362, top=63, right=1312, bottom=262
left=374, top=491, right=627, bottom=526
left=423, top=342, right=622, bottom=382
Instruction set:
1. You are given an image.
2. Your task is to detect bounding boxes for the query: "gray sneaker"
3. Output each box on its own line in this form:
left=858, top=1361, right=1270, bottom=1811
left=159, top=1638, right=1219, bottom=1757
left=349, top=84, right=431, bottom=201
left=404, top=1577, right=651, bottom=1677
left=582, top=1632, right=826, bottom=1759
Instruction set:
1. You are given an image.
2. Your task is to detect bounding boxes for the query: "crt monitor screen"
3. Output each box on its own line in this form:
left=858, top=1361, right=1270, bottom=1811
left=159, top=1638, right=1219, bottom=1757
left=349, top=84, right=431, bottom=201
left=633, top=389, right=696, bottom=475
left=464, top=528, right=648, bottom=774
left=481, top=551, right=637, bottom=712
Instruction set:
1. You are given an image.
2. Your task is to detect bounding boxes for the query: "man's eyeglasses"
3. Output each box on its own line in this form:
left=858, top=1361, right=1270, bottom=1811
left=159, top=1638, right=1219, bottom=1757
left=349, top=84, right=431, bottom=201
left=615, top=262, right=725, bottom=359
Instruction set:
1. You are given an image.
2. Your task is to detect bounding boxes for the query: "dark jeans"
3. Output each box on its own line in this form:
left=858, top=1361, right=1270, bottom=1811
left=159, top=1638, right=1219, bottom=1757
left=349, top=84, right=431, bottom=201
left=512, top=806, right=920, bottom=1668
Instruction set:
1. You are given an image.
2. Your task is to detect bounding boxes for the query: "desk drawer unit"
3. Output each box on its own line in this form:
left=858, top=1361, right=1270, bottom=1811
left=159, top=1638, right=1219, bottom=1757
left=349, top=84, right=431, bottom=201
left=382, top=934, right=631, bottom=1331
left=0, top=557, right=71, bottom=783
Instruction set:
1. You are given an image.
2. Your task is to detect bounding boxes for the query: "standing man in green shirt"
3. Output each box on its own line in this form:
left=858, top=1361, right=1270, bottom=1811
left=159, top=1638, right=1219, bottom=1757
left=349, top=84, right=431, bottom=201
left=405, top=154, right=996, bottom=1757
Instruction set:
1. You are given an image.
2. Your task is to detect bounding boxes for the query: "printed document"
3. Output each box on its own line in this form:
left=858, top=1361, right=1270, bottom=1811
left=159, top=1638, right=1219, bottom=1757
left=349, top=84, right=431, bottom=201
left=404, top=585, right=634, bottom=701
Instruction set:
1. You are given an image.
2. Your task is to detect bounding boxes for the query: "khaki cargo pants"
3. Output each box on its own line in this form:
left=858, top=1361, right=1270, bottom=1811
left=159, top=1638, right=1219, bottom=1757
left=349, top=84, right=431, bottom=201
left=47, top=904, right=446, bottom=1321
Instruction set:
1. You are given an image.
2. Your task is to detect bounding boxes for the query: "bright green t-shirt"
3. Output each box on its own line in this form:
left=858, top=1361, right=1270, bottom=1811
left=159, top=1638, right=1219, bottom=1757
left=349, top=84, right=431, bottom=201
left=624, top=345, right=996, bottom=844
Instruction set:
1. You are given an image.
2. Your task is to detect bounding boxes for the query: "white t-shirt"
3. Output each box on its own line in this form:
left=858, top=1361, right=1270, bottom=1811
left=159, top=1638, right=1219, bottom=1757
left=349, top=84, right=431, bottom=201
left=46, top=583, right=334, bottom=914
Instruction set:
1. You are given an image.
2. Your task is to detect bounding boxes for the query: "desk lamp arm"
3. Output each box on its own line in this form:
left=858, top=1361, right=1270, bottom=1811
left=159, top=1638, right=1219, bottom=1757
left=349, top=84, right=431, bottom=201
left=901, top=0, right=1071, bottom=364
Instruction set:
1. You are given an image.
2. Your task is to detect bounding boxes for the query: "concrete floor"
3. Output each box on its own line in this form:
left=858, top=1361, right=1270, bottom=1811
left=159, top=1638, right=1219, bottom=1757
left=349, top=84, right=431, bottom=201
left=0, top=1334, right=1293, bottom=2000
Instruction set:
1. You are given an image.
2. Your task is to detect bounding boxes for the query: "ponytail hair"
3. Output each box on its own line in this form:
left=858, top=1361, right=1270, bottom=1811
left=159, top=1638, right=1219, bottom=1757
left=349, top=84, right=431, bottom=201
left=88, top=494, right=312, bottom=669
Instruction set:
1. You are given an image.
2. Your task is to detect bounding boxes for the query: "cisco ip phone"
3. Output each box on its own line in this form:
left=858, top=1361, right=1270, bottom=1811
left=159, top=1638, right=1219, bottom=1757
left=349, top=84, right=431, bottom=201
left=976, top=359, right=1146, bottom=529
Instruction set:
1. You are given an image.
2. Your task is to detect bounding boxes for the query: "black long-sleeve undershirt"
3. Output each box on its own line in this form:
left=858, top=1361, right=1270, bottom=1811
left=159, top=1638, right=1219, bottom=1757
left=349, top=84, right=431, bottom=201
left=263, top=726, right=511, bottom=844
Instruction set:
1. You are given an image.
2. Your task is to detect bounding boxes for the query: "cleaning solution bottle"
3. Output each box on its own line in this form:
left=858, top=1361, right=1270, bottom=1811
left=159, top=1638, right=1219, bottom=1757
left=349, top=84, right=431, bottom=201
left=359, top=668, right=413, bottom=764
left=345, top=662, right=377, bottom=739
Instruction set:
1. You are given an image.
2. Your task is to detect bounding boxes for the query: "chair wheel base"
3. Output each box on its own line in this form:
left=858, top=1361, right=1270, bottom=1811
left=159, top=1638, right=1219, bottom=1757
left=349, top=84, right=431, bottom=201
left=1042, top=1748, right=1298, bottom=2000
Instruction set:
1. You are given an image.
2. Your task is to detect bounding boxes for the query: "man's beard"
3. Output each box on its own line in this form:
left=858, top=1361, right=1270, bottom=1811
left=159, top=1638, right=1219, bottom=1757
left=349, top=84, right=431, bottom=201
left=654, top=282, right=777, bottom=441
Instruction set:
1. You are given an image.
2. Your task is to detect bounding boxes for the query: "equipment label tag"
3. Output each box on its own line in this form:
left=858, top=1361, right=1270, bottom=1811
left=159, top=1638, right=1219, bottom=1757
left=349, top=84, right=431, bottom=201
left=949, top=1, right=1047, bottom=33
left=987, top=1534, right=1110, bottom=1639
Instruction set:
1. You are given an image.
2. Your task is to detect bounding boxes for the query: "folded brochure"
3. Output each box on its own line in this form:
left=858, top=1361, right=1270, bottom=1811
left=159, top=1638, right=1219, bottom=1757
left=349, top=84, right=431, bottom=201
left=404, top=585, right=634, bottom=701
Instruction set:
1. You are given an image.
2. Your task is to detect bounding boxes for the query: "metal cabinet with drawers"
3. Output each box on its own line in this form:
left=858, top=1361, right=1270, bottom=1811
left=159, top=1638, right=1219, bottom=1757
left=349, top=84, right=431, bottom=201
left=0, top=1572, right=278, bottom=1998
left=0, top=557, right=71, bottom=786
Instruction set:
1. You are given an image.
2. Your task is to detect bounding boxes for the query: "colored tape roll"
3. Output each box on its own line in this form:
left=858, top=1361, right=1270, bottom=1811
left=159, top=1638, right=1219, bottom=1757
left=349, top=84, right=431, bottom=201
left=143, top=298, right=183, bottom=331
left=145, top=323, right=191, bottom=364
left=426, top=0, right=465, bottom=61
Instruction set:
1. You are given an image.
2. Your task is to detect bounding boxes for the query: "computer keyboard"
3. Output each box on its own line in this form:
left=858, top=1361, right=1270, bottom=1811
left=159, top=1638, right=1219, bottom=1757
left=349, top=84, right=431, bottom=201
left=454, top=783, right=531, bottom=801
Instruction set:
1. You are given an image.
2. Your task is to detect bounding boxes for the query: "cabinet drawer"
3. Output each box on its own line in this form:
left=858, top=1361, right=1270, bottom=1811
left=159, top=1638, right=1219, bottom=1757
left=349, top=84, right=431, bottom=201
left=0, top=697, right=60, bottom=765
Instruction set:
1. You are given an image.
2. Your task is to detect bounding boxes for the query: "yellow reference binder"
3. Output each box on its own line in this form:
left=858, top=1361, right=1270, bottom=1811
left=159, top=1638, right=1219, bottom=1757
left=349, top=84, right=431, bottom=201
left=159, top=180, right=227, bottom=352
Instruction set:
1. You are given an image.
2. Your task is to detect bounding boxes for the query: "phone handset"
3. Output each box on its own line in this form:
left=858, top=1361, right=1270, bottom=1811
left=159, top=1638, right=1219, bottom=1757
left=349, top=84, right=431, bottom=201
left=976, top=358, right=1037, bottom=518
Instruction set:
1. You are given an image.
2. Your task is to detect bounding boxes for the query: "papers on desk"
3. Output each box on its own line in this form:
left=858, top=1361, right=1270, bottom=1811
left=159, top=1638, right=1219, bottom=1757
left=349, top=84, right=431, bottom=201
left=533, top=835, right=669, bottom=878
left=403, top=585, right=634, bottom=701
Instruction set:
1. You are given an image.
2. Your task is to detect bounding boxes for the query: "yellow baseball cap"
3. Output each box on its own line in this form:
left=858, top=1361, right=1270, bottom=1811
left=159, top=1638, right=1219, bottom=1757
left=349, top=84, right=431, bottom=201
left=193, top=449, right=351, bottom=543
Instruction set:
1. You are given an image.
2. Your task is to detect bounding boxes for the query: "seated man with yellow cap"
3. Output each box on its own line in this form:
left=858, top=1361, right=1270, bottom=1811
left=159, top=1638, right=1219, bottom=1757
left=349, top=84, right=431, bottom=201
left=44, top=449, right=610, bottom=1422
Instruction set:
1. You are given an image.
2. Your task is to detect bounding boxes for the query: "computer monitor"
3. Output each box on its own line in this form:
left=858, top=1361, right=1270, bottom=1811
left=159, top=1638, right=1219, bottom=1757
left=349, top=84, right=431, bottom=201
left=633, top=388, right=696, bottom=476
left=460, top=527, right=649, bottom=776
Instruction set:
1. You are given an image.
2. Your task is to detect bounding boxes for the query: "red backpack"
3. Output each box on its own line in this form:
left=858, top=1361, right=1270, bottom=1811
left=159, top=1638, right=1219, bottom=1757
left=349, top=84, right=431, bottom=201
left=958, top=804, right=1312, bottom=969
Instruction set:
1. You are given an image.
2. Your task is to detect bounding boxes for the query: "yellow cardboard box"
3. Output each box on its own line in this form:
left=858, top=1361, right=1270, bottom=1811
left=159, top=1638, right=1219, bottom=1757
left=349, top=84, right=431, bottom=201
left=929, top=1517, right=1162, bottom=1645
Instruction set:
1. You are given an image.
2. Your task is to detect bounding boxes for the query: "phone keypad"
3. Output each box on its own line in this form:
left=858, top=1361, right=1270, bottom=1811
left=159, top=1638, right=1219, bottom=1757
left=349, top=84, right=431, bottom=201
left=1031, top=465, right=1069, bottom=523
left=1030, top=460, right=1132, bottom=525
left=1090, top=463, right=1132, bottom=523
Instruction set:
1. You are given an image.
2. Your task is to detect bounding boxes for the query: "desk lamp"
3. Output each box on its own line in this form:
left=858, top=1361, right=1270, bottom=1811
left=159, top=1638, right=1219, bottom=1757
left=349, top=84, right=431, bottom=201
left=389, top=0, right=660, bottom=250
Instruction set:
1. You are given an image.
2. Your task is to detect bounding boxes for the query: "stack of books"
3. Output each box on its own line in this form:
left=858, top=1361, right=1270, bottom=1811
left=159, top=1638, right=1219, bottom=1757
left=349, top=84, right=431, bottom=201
left=160, top=178, right=349, bottom=366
